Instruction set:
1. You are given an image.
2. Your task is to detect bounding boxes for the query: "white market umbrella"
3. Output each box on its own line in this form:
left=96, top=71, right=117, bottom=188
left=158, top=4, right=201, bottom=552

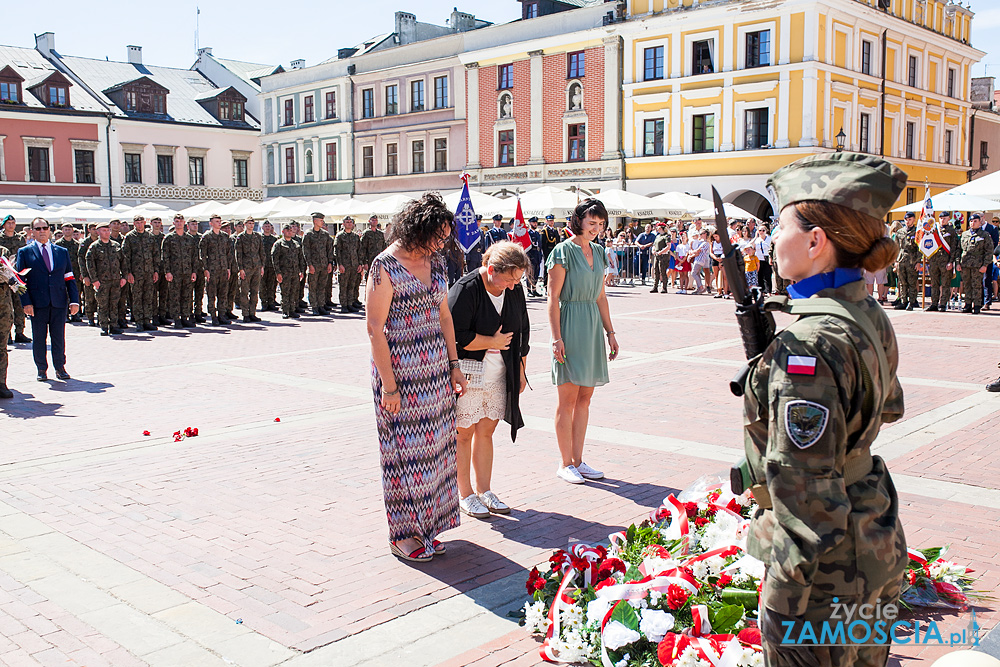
left=938, top=170, right=1000, bottom=200
left=215, top=199, right=262, bottom=218
left=0, top=200, right=39, bottom=210
left=651, top=191, right=714, bottom=217
left=179, top=201, right=225, bottom=219
left=593, top=189, right=669, bottom=218
left=272, top=200, right=327, bottom=220
left=695, top=201, right=760, bottom=221
left=60, top=200, right=105, bottom=210
left=246, top=197, right=297, bottom=219
left=513, top=186, right=579, bottom=219
left=48, top=206, right=116, bottom=223
left=442, top=189, right=508, bottom=219
left=891, top=193, right=1000, bottom=213
left=122, top=203, right=180, bottom=220
left=367, top=194, right=417, bottom=220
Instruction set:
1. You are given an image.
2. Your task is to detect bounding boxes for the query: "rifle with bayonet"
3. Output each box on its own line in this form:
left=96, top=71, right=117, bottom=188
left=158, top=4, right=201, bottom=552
left=710, top=187, right=776, bottom=495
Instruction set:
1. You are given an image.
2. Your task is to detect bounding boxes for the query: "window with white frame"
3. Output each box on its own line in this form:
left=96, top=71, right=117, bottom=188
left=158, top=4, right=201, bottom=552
left=745, top=30, right=770, bottom=68
left=643, top=119, right=664, bottom=156
left=945, top=129, right=954, bottom=164
left=908, top=55, right=919, bottom=87
left=859, top=113, right=871, bottom=153
left=693, top=114, right=714, bottom=153
left=744, top=108, right=769, bottom=149
left=412, top=140, right=425, bottom=173
left=693, top=40, right=714, bottom=74
left=861, top=40, right=873, bottom=76
left=905, top=122, right=915, bottom=159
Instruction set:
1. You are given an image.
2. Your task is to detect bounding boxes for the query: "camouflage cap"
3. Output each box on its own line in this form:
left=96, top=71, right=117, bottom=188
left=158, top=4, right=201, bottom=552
left=767, top=152, right=907, bottom=222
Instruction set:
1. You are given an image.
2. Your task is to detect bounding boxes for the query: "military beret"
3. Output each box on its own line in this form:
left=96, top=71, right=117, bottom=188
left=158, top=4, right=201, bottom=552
left=904, top=211, right=915, bottom=219
left=343, top=216, right=354, bottom=223
left=133, top=214, right=146, bottom=221
left=492, top=214, right=503, bottom=221
left=767, top=152, right=907, bottom=222
left=528, top=216, right=538, bottom=222
left=545, top=214, right=555, bottom=220
left=311, top=212, right=325, bottom=219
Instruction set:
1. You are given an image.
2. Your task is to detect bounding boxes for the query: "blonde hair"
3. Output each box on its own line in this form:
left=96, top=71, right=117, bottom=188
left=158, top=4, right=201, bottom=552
left=482, top=240, right=530, bottom=274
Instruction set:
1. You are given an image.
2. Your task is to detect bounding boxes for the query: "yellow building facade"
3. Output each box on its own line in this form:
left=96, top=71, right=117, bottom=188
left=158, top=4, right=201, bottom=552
left=621, top=0, right=983, bottom=219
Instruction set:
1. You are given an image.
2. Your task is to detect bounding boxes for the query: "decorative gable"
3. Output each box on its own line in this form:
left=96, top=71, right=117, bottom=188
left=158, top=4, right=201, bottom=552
left=104, top=76, right=170, bottom=115
left=26, top=70, right=73, bottom=108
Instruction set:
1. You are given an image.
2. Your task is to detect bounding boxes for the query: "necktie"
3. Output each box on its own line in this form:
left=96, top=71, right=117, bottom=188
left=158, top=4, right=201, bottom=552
left=43, top=244, right=52, bottom=272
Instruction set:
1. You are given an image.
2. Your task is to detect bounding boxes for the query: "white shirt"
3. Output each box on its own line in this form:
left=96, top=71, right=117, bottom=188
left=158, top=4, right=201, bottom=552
left=754, top=235, right=772, bottom=261
left=36, top=241, right=52, bottom=269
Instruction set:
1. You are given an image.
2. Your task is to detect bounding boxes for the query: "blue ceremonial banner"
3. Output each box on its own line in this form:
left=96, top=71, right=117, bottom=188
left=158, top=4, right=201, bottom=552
left=456, top=175, right=480, bottom=253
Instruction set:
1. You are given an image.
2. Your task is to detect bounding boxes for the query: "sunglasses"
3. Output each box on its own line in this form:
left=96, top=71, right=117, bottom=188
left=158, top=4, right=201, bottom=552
left=33, top=225, right=50, bottom=231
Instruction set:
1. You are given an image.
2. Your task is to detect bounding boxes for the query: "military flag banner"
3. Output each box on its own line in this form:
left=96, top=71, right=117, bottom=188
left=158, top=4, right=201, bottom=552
left=917, top=218, right=941, bottom=258
left=509, top=199, right=531, bottom=250
left=455, top=173, right=480, bottom=253
left=919, top=185, right=933, bottom=221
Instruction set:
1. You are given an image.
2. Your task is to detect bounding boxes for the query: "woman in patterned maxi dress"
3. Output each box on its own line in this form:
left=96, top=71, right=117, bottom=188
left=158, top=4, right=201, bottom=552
left=366, top=194, right=468, bottom=562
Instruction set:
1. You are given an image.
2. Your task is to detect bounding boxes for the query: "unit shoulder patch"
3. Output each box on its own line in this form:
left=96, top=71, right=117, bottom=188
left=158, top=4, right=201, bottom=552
left=783, top=400, right=830, bottom=449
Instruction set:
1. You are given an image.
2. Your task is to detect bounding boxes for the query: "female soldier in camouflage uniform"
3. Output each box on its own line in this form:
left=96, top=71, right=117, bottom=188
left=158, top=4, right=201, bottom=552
left=744, top=153, right=907, bottom=667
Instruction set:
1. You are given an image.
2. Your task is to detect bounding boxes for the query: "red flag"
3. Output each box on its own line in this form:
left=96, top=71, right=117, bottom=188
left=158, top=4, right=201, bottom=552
left=508, top=199, right=531, bottom=250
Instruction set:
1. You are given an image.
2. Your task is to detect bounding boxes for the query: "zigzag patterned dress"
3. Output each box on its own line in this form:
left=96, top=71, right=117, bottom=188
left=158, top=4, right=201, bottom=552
left=371, top=250, right=459, bottom=548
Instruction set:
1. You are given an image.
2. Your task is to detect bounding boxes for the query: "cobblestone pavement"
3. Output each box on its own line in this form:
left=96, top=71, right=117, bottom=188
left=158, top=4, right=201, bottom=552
left=0, top=285, right=997, bottom=666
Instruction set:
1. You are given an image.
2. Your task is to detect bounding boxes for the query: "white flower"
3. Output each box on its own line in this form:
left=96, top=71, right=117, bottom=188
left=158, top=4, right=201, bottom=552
left=643, top=556, right=679, bottom=576
left=603, top=620, right=641, bottom=650
left=562, top=604, right=585, bottom=629
left=523, top=600, right=550, bottom=634
left=736, top=648, right=765, bottom=667
left=639, top=609, right=675, bottom=643
left=699, top=512, right=740, bottom=552
left=556, top=626, right=593, bottom=663
left=614, top=654, right=631, bottom=667
left=650, top=590, right=664, bottom=606
left=586, top=597, right=612, bottom=627
left=676, top=646, right=712, bottom=667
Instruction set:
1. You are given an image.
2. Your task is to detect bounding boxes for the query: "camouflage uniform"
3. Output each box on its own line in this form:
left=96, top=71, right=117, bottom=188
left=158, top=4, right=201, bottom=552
left=78, top=235, right=99, bottom=321
left=161, top=230, right=198, bottom=322
left=226, top=235, right=240, bottom=316
left=650, top=230, right=671, bottom=291
left=894, top=223, right=919, bottom=307
left=189, top=229, right=206, bottom=318
left=54, top=235, right=81, bottom=317
left=323, top=231, right=337, bottom=309
left=749, top=153, right=909, bottom=667
left=261, top=232, right=278, bottom=309
left=293, top=234, right=306, bottom=308
left=110, top=232, right=129, bottom=324
left=959, top=226, right=994, bottom=310
left=152, top=230, right=169, bottom=321
left=335, top=229, right=363, bottom=309
left=199, top=230, right=231, bottom=320
left=271, top=237, right=304, bottom=316
left=121, top=229, right=160, bottom=325
left=925, top=221, right=960, bottom=310
left=235, top=230, right=266, bottom=317
left=360, top=228, right=386, bottom=271
left=302, top=227, right=332, bottom=311
left=85, top=239, right=124, bottom=331
left=0, top=247, right=13, bottom=386
left=0, top=232, right=27, bottom=338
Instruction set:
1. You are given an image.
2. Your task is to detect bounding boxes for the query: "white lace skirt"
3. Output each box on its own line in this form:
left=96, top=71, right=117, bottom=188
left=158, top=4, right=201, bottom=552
left=456, top=378, right=507, bottom=428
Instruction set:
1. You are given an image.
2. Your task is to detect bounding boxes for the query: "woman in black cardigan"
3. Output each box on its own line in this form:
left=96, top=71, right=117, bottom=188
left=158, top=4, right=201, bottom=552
left=447, top=241, right=531, bottom=519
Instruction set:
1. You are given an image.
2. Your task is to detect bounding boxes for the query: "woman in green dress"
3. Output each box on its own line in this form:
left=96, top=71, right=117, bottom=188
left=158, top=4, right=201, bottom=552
left=546, top=199, right=620, bottom=485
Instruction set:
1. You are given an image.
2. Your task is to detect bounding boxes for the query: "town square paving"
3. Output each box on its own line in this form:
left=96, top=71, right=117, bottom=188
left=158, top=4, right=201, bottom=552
left=1, top=287, right=998, bottom=666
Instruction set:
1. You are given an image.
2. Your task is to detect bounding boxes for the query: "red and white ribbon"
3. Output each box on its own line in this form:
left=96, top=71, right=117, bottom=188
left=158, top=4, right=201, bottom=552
left=539, top=568, right=580, bottom=663
left=690, top=605, right=712, bottom=636
left=595, top=567, right=699, bottom=602
left=907, top=548, right=927, bottom=565
left=656, top=495, right=690, bottom=553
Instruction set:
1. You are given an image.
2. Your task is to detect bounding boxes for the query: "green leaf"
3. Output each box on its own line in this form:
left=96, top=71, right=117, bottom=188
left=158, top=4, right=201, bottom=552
left=624, top=564, right=643, bottom=582
left=708, top=604, right=745, bottom=634
left=719, top=588, right=759, bottom=611
left=609, top=600, right=640, bottom=632
left=626, top=524, right=637, bottom=542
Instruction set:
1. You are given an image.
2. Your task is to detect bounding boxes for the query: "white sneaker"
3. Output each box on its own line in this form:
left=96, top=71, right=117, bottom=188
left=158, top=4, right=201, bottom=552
left=577, top=462, right=605, bottom=480
left=556, top=465, right=586, bottom=484
left=478, top=490, right=511, bottom=514
left=459, top=494, right=491, bottom=519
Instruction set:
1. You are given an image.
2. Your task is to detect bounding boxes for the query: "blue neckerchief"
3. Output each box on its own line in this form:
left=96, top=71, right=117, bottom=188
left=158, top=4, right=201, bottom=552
left=787, top=268, right=864, bottom=299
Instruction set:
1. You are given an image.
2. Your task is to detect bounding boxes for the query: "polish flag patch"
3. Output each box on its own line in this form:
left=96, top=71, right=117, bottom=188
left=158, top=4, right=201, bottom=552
left=787, top=355, right=817, bottom=375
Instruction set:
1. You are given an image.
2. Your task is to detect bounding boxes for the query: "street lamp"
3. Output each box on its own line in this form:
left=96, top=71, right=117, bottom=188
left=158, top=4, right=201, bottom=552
left=835, top=127, right=847, bottom=152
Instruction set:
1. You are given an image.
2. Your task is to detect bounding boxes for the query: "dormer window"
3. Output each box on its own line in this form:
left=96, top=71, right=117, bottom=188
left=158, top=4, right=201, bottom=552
left=126, top=91, right=138, bottom=110
left=48, top=84, right=68, bottom=106
left=107, top=77, right=169, bottom=115
left=218, top=96, right=244, bottom=121
left=0, top=81, right=19, bottom=104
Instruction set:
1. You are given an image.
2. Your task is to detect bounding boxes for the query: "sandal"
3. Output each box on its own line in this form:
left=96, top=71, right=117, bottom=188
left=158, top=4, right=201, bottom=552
left=432, top=540, right=446, bottom=555
left=390, top=541, right=433, bottom=562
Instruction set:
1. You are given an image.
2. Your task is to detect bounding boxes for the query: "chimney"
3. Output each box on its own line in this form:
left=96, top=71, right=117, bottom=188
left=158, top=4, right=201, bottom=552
left=197, top=47, right=213, bottom=58
left=450, top=8, right=476, bottom=33
left=290, top=59, right=305, bottom=70
left=395, top=12, right=417, bottom=45
left=127, top=45, right=142, bottom=65
left=35, top=31, right=56, bottom=56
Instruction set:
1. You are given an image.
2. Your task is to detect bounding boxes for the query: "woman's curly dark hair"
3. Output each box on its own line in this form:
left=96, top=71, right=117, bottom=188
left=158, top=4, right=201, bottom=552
left=387, top=193, right=455, bottom=253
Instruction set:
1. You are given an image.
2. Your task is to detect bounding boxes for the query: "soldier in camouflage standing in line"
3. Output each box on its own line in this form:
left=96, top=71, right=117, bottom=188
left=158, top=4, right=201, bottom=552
left=892, top=211, right=919, bottom=311
left=222, top=221, right=240, bottom=321
left=302, top=212, right=333, bottom=316
left=260, top=221, right=278, bottom=311
left=121, top=215, right=161, bottom=331
left=187, top=219, right=207, bottom=322
left=55, top=223, right=83, bottom=322
left=78, top=223, right=99, bottom=326
left=323, top=221, right=337, bottom=311
left=360, top=214, right=386, bottom=277
left=109, top=220, right=130, bottom=328
left=200, top=215, right=232, bottom=326
left=959, top=212, right=995, bottom=314
left=336, top=216, right=364, bottom=313
left=1, top=215, right=31, bottom=343
left=86, top=222, right=127, bottom=336
left=235, top=217, right=266, bottom=322
left=0, top=245, right=15, bottom=397
left=272, top=223, right=304, bottom=319
left=746, top=153, right=908, bottom=667
left=291, top=221, right=307, bottom=311
left=150, top=218, right=170, bottom=326
left=162, top=214, right=198, bottom=329
left=924, top=211, right=961, bottom=312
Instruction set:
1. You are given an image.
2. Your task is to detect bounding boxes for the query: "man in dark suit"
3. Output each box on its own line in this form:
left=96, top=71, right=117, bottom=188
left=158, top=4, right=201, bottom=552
left=15, top=217, right=80, bottom=381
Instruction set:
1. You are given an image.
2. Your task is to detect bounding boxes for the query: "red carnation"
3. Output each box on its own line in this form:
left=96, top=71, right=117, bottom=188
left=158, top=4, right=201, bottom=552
left=684, top=502, right=699, bottom=518
left=274, top=417, right=281, bottom=422
left=526, top=567, right=541, bottom=594
left=142, top=430, right=150, bottom=436
left=737, top=627, right=762, bottom=646
left=657, top=632, right=690, bottom=665
left=571, top=557, right=590, bottom=573
left=907, top=570, right=917, bottom=585
left=726, top=498, right=741, bottom=514
left=596, top=558, right=627, bottom=583
left=694, top=517, right=710, bottom=528
left=534, top=577, right=546, bottom=591
left=666, top=584, right=689, bottom=610
left=704, top=505, right=718, bottom=517
left=716, top=573, right=733, bottom=587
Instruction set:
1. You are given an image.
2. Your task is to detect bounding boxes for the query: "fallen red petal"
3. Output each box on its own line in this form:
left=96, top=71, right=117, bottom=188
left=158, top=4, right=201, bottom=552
left=274, top=417, right=281, bottom=422
left=142, top=430, right=150, bottom=436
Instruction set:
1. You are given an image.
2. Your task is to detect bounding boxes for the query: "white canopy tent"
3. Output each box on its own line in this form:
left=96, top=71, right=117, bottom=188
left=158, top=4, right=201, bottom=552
left=441, top=190, right=509, bottom=219
left=651, top=192, right=714, bottom=218
left=511, top=186, right=579, bottom=219
left=365, top=194, right=417, bottom=220
left=891, top=193, right=1000, bottom=214
left=936, top=171, right=1000, bottom=200
left=593, top=189, right=671, bottom=218
left=178, top=201, right=225, bottom=219
left=695, top=201, right=760, bottom=221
